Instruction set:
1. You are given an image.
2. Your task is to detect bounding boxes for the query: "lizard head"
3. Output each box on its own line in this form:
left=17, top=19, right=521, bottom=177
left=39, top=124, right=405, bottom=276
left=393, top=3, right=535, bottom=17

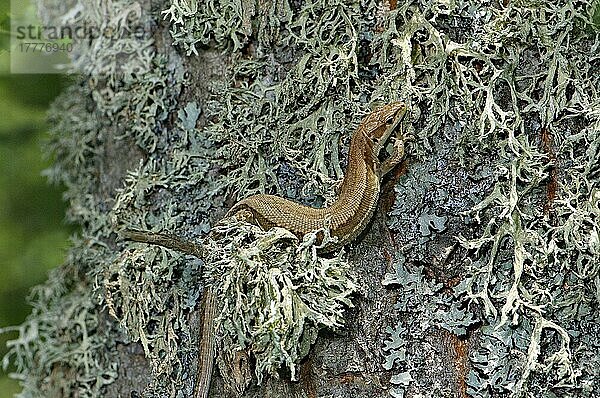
left=359, top=101, right=407, bottom=141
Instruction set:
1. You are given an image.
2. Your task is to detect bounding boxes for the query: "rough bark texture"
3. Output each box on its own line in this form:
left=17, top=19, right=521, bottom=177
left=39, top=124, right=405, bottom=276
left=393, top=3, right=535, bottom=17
left=3, top=1, right=599, bottom=398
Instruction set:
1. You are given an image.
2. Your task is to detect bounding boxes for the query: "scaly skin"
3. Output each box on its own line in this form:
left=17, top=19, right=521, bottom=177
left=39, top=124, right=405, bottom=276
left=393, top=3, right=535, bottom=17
left=119, top=101, right=409, bottom=398
left=195, top=288, right=217, bottom=398
left=227, top=101, right=407, bottom=251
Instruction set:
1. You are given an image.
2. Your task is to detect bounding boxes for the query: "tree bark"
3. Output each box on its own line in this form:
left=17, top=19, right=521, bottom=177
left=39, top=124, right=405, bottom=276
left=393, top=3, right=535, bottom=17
left=6, top=0, right=598, bottom=397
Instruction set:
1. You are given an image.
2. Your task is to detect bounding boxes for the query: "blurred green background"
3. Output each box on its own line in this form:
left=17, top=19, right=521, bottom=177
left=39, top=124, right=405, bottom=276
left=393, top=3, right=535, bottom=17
left=0, top=0, right=72, bottom=396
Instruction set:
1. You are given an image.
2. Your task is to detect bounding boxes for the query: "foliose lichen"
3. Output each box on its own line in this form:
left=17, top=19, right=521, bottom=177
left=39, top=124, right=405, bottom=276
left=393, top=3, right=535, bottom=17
left=383, top=1, right=600, bottom=397
left=2, top=0, right=599, bottom=397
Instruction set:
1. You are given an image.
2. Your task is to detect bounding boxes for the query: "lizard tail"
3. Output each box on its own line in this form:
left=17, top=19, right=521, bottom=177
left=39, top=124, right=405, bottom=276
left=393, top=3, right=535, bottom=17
left=195, top=288, right=218, bottom=398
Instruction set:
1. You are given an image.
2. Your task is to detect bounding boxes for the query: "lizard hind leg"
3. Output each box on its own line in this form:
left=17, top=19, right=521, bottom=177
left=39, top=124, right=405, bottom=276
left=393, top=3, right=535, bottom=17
left=230, top=208, right=256, bottom=224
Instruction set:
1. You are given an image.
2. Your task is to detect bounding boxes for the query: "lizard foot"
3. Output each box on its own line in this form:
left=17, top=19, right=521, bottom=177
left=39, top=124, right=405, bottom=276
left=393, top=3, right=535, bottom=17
left=380, top=135, right=411, bottom=176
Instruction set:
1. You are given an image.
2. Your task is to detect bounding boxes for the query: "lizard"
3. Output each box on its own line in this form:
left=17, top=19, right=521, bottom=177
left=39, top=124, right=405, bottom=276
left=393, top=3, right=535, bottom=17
left=119, top=101, right=409, bottom=398
left=226, top=101, right=408, bottom=252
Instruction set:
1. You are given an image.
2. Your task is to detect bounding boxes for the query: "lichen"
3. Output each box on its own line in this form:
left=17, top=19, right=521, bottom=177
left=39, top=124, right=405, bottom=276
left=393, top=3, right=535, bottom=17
left=3, top=0, right=600, bottom=397
left=203, top=218, right=356, bottom=383
left=3, top=0, right=186, bottom=395
left=1, top=238, right=119, bottom=397
left=161, top=0, right=293, bottom=54
left=101, top=242, right=202, bottom=391
left=383, top=1, right=600, bottom=397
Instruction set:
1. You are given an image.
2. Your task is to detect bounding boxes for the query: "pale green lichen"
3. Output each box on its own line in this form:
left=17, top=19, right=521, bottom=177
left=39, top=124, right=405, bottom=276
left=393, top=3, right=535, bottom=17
left=3, top=0, right=186, bottom=395
left=162, top=0, right=293, bottom=54
left=3, top=0, right=600, bottom=397
left=101, top=243, right=201, bottom=391
left=203, top=218, right=356, bottom=382
left=176, top=0, right=382, bottom=203
left=1, top=238, right=119, bottom=397
left=6, top=0, right=371, bottom=394
left=384, top=0, right=600, bottom=397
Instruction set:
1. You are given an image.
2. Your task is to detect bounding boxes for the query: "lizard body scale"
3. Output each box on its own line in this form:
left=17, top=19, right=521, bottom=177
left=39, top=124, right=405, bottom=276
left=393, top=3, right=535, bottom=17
left=119, top=101, right=409, bottom=398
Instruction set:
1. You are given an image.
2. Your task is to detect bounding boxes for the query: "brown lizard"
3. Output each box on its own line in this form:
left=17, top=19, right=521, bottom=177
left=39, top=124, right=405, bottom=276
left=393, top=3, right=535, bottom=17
left=227, top=101, right=407, bottom=252
left=120, top=101, right=409, bottom=397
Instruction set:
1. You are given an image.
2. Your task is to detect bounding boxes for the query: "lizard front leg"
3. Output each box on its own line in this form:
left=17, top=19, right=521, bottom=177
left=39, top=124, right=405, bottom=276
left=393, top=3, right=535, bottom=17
left=379, top=135, right=410, bottom=177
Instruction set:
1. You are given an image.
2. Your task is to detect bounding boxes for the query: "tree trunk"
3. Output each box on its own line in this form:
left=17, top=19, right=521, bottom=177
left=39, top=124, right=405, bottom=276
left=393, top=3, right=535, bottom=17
left=4, top=0, right=599, bottom=397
